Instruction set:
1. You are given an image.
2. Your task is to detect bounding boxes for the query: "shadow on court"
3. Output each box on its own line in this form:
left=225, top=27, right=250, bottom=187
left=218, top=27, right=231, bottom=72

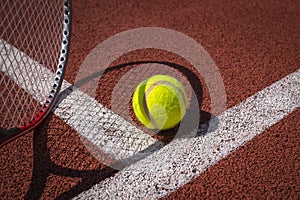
left=24, top=117, right=117, bottom=200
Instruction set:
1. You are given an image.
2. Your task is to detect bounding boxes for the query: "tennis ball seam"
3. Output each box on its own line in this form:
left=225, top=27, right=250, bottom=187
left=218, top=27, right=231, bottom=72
left=143, top=80, right=187, bottom=129
left=142, top=94, right=159, bottom=129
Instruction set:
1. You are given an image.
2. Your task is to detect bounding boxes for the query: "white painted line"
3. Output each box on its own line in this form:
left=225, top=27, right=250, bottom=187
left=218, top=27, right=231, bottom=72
left=73, top=69, right=300, bottom=199
left=0, top=39, right=159, bottom=168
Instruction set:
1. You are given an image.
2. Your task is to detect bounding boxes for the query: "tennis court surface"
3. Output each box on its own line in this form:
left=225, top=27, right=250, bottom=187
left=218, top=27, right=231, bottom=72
left=1, top=0, right=299, bottom=199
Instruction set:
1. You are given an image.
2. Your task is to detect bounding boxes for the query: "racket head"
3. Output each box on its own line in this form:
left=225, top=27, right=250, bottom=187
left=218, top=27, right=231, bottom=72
left=0, top=0, right=72, bottom=146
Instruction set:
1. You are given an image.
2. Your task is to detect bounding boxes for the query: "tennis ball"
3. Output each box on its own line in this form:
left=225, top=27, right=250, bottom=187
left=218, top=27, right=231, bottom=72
left=132, top=75, right=188, bottom=130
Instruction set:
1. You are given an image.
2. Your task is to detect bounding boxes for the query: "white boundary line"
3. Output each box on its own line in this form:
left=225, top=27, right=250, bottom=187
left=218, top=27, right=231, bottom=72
left=73, top=69, right=300, bottom=199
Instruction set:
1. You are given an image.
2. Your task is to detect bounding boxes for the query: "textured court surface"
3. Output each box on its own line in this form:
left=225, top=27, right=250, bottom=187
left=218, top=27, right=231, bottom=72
left=1, top=0, right=299, bottom=199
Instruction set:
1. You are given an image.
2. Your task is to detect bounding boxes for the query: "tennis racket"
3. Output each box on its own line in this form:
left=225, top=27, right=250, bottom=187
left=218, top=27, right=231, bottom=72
left=0, top=0, right=71, bottom=146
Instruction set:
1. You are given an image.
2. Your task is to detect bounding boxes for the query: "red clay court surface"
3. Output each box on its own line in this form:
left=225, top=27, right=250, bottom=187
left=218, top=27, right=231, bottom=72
left=1, top=0, right=299, bottom=199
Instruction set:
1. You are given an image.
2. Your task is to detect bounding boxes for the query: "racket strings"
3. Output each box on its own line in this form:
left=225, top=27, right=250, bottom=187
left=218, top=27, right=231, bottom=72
left=0, top=0, right=65, bottom=130
left=0, top=41, right=43, bottom=129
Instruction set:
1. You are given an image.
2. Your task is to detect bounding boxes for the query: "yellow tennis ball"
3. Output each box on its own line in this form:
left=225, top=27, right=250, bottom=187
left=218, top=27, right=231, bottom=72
left=132, top=75, right=188, bottom=130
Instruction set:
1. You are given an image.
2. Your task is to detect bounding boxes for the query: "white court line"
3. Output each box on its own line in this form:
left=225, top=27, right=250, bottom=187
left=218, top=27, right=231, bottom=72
left=0, top=39, right=159, bottom=166
left=73, top=69, right=300, bottom=199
